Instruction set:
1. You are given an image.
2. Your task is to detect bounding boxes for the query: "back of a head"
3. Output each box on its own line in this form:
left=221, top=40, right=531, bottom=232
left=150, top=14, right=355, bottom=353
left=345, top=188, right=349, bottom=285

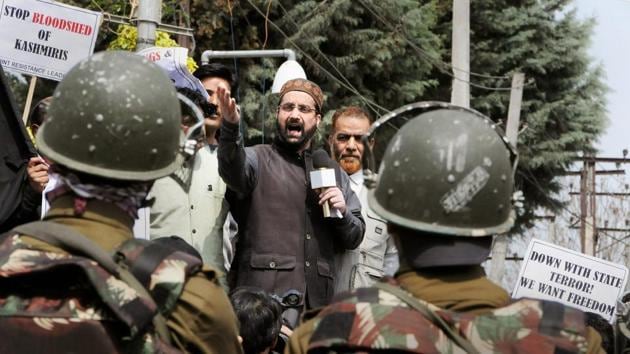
left=368, top=104, right=516, bottom=237
left=230, top=287, right=283, bottom=354
left=36, top=51, right=182, bottom=182
left=366, top=103, right=517, bottom=267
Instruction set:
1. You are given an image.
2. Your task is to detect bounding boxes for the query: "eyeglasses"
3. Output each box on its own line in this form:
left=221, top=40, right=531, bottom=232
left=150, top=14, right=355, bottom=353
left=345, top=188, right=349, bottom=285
left=334, top=133, right=368, bottom=143
left=279, top=102, right=317, bottom=114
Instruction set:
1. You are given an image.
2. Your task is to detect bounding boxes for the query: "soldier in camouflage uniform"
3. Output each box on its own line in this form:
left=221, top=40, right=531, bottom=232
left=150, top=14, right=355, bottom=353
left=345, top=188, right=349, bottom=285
left=0, top=51, right=242, bottom=353
left=285, top=102, right=604, bottom=354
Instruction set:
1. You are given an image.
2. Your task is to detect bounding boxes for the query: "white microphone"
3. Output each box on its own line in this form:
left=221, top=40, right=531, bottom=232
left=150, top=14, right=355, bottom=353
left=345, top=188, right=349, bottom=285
left=310, top=150, right=338, bottom=218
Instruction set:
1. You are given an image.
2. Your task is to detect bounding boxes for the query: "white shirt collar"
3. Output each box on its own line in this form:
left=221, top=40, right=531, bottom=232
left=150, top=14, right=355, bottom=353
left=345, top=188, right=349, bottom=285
left=348, top=170, right=364, bottom=195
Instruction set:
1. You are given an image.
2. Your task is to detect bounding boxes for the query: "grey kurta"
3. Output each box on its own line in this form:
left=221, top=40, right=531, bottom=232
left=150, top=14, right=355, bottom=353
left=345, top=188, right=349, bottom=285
left=333, top=170, right=398, bottom=294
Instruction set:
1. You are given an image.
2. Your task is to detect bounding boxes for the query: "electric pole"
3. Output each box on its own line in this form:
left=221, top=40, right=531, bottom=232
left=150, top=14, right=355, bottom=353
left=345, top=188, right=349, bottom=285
left=451, top=0, right=470, bottom=108
left=570, top=156, right=630, bottom=256
left=136, top=0, right=162, bottom=51
left=581, top=156, right=596, bottom=256
left=489, top=73, right=524, bottom=282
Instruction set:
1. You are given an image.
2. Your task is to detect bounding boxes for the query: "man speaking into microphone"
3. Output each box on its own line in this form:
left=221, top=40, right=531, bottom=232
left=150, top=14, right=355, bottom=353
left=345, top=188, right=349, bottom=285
left=217, top=78, right=365, bottom=309
left=310, top=150, right=341, bottom=218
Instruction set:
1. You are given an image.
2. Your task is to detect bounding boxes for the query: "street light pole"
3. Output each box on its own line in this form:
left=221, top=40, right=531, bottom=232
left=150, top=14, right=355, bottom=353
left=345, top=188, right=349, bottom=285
left=200, top=49, right=306, bottom=93
left=136, top=0, right=161, bottom=51
left=201, top=49, right=298, bottom=63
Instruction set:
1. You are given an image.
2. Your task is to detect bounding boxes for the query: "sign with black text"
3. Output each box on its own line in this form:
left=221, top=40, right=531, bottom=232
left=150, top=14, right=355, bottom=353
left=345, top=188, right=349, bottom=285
left=137, top=47, right=209, bottom=100
left=0, top=0, right=101, bottom=81
left=513, top=239, right=628, bottom=323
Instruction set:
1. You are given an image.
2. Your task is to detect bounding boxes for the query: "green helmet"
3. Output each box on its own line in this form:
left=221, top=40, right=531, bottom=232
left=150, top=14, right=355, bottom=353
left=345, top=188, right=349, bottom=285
left=366, top=102, right=517, bottom=237
left=37, top=51, right=182, bottom=181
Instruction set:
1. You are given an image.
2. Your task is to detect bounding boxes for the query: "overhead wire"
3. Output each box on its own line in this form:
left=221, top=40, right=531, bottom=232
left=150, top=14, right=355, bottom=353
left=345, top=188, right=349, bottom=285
left=356, top=0, right=532, bottom=91
left=597, top=233, right=630, bottom=254
left=246, top=1, right=629, bottom=256
left=176, top=0, right=196, bottom=52
left=591, top=160, right=630, bottom=255
left=272, top=1, right=388, bottom=116
left=227, top=0, right=241, bottom=102
left=262, top=0, right=272, bottom=49
left=519, top=169, right=630, bottom=253
left=564, top=161, right=630, bottom=257
left=245, top=0, right=390, bottom=116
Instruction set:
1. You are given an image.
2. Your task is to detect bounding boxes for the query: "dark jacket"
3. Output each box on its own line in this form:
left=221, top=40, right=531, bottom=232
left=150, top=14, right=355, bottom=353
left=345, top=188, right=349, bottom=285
left=0, top=64, right=37, bottom=231
left=219, top=121, right=365, bottom=308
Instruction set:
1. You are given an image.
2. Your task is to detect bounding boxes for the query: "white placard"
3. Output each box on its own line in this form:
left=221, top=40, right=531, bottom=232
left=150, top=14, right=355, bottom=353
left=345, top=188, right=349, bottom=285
left=137, top=46, right=209, bottom=100
left=0, top=0, right=101, bottom=81
left=513, top=238, right=628, bottom=323
left=310, top=168, right=336, bottom=189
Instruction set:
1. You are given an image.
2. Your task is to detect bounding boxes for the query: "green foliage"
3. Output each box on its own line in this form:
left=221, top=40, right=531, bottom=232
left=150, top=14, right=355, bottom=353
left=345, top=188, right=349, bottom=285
left=55, top=0, right=130, bottom=51
left=59, top=0, right=606, bottom=232
left=426, top=0, right=607, bottom=230
left=5, top=72, right=28, bottom=112
left=107, top=24, right=198, bottom=73
left=189, top=0, right=442, bottom=145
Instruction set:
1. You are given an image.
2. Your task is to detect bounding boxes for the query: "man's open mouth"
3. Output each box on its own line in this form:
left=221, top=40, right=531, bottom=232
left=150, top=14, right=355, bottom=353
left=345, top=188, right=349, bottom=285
left=286, top=122, right=303, bottom=137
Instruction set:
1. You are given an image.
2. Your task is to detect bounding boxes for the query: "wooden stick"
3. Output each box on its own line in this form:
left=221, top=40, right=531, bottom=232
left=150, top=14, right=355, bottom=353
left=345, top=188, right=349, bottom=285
left=21, top=76, right=38, bottom=125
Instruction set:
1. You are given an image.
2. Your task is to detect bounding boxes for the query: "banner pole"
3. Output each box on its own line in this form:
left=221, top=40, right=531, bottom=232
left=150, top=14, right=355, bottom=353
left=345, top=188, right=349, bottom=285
left=21, top=75, right=37, bottom=125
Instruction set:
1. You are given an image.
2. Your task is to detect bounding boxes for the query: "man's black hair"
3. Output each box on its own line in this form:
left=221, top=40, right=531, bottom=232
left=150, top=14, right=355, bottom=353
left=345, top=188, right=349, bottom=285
left=230, top=287, right=282, bottom=354
left=193, top=62, right=237, bottom=93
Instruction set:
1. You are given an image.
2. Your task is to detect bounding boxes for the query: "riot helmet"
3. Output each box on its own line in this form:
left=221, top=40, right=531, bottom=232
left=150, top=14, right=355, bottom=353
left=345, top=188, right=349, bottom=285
left=364, top=102, right=517, bottom=237
left=37, top=51, right=182, bottom=181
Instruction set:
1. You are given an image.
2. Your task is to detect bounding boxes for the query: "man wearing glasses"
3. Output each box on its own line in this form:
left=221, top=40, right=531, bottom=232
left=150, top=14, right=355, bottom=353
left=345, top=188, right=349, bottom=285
left=217, top=78, right=365, bottom=309
left=328, top=106, right=398, bottom=294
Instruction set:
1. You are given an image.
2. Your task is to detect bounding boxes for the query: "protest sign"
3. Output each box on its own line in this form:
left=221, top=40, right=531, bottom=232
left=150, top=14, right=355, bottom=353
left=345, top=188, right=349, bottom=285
left=513, top=238, right=628, bottom=322
left=0, top=0, right=101, bottom=81
left=137, top=46, right=209, bottom=100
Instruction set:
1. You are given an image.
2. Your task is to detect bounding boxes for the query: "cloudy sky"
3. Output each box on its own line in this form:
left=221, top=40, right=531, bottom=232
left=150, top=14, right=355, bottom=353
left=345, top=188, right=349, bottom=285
left=575, top=0, right=630, bottom=157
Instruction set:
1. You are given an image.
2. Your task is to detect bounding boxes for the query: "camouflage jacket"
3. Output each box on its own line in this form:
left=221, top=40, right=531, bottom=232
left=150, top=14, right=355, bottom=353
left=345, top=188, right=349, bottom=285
left=307, top=283, right=590, bottom=354
left=0, top=229, right=203, bottom=354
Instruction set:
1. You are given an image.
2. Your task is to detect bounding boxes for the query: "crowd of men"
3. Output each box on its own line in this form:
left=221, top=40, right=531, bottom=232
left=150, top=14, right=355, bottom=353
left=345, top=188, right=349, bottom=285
left=0, top=49, right=626, bottom=353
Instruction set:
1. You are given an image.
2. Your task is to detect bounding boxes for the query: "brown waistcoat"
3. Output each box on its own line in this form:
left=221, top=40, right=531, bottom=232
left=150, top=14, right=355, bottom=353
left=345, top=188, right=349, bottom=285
left=228, top=145, right=342, bottom=308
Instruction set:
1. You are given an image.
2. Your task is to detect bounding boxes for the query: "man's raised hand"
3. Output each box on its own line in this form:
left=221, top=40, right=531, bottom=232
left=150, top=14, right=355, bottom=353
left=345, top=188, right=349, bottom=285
left=217, top=86, right=240, bottom=124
